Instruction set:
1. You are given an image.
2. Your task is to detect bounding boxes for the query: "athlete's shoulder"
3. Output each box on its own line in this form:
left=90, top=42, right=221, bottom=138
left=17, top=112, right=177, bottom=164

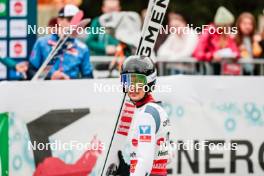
left=33, top=35, right=55, bottom=50
left=139, top=102, right=168, bottom=133
left=144, top=102, right=167, bottom=116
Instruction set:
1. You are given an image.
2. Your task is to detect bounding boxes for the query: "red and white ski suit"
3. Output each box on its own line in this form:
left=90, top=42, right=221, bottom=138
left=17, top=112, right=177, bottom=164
left=128, top=96, right=170, bottom=176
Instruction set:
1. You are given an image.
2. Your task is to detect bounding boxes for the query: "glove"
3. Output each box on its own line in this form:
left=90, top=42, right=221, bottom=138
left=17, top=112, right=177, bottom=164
left=115, top=150, right=130, bottom=176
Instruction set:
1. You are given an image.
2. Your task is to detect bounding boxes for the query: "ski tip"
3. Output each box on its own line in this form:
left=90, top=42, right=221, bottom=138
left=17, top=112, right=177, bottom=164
left=79, top=18, right=91, bottom=27
left=71, top=10, right=84, bottom=25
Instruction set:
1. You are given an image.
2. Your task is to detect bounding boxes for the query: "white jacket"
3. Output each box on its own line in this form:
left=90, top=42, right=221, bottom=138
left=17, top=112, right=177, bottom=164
left=128, top=102, right=170, bottom=176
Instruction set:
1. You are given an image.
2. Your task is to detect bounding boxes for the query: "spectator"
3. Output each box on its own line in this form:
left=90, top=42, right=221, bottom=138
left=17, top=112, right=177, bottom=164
left=47, top=17, right=58, bottom=34
left=157, top=14, right=197, bottom=58
left=47, top=0, right=83, bottom=34
left=260, top=30, right=264, bottom=58
left=193, top=6, right=239, bottom=75
left=140, top=8, right=147, bottom=23
left=235, top=12, right=262, bottom=74
left=99, top=11, right=141, bottom=76
left=259, top=10, right=264, bottom=58
left=29, top=4, right=93, bottom=80
left=0, top=57, right=28, bottom=79
left=157, top=13, right=198, bottom=74
left=85, top=0, right=120, bottom=56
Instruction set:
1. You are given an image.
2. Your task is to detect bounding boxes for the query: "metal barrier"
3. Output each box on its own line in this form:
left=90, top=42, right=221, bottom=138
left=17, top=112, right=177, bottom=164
left=90, top=56, right=264, bottom=76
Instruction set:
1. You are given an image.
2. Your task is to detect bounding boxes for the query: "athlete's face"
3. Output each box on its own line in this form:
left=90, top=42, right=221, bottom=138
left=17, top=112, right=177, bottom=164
left=128, top=86, right=146, bottom=102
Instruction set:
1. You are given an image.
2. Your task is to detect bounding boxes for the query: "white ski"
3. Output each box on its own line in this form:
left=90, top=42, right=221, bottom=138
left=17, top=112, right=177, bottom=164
left=101, top=0, right=170, bottom=175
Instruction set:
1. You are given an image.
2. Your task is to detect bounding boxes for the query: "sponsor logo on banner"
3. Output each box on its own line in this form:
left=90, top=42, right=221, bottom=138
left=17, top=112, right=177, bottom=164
left=0, top=20, right=7, bottom=38
left=0, top=40, right=7, bottom=57
left=0, top=1, right=7, bottom=17
left=10, top=0, right=27, bottom=17
left=139, top=125, right=151, bottom=142
left=14, top=1, right=22, bottom=13
left=10, top=20, right=27, bottom=37
left=9, top=40, right=27, bottom=58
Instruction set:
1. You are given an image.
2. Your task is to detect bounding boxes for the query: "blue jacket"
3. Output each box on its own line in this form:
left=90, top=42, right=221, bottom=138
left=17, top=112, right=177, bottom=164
left=29, top=34, right=93, bottom=79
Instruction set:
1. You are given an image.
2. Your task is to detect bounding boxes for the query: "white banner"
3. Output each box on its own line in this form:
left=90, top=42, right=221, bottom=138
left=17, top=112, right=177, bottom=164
left=155, top=76, right=264, bottom=175
left=0, top=76, right=264, bottom=176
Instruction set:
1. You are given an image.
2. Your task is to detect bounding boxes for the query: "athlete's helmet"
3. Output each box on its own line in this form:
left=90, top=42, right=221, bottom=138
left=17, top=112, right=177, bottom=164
left=121, top=55, right=157, bottom=93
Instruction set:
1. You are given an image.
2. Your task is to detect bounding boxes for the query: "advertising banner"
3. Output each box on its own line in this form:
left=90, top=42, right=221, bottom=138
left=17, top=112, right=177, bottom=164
left=0, top=0, right=36, bottom=80
left=0, top=76, right=264, bottom=175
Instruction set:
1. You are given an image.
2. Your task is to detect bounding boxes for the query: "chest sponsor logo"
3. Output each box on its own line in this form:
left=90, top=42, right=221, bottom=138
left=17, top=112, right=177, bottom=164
left=139, top=125, right=151, bottom=142
left=139, top=125, right=151, bottom=134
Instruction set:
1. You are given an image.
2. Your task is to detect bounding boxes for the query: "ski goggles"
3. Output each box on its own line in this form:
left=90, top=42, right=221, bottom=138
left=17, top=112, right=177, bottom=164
left=121, top=72, right=156, bottom=92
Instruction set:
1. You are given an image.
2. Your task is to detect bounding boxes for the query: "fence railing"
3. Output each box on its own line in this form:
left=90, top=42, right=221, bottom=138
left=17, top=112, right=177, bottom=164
left=90, top=56, right=264, bottom=76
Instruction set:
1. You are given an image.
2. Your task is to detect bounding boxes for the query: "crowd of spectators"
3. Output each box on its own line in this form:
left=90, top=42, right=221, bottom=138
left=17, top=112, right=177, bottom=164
left=161, top=7, right=264, bottom=75
left=158, top=6, right=264, bottom=76
left=1, top=0, right=264, bottom=80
